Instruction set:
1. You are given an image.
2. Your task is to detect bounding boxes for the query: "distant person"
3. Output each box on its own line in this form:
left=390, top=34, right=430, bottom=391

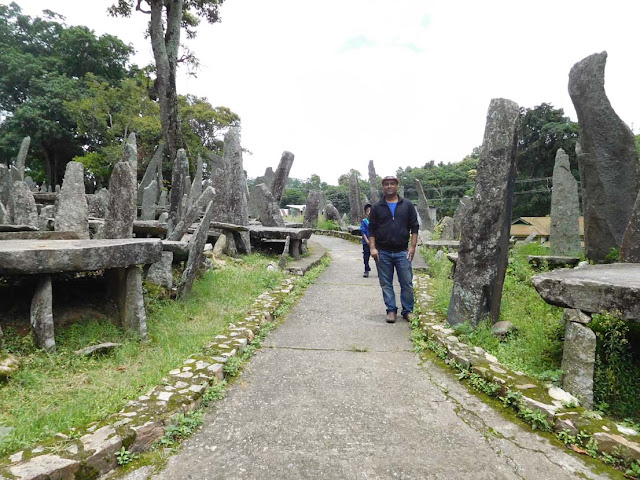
left=361, top=203, right=372, bottom=277
left=369, top=176, right=419, bottom=323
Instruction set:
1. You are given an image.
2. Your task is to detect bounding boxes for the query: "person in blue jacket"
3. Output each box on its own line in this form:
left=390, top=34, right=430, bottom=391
left=368, top=176, right=419, bottom=323
left=361, top=203, right=372, bottom=277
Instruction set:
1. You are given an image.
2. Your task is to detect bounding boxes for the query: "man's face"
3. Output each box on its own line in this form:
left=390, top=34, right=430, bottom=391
left=382, top=180, right=398, bottom=196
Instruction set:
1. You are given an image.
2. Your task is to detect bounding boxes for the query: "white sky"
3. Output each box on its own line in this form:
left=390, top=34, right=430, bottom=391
left=9, top=0, right=640, bottom=184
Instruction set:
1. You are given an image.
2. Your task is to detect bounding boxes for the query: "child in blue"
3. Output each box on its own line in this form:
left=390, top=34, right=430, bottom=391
left=361, top=203, right=372, bottom=277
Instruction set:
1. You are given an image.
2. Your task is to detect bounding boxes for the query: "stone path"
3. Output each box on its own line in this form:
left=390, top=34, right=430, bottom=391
left=143, top=235, right=613, bottom=480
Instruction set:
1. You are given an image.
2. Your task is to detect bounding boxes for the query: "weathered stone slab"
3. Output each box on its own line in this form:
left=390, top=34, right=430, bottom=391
left=415, top=179, right=434, bottom=232
left=10, top=454, right=79, bottom=480
left=133, top=220, right=167, bottom=237
left=253, top=183, right=284, bottom=227
left=0, top=239, right=162, bottom=275
left=0, top=164, right=10, bottom=206
left=568, top=52, right=640, bottom=262
left=452, top=195, right=472, bottom=240
left=270, top=151, right=294, bottom=205
left=87, top=191, right=108, bottom=218
left=424, top=240, right=460, bottom=249
left=448, top=98, right=519, bottom=326
left=248, top=226, right=312, bottom=241
left=550, top=148, right=581, bottom=255
left=138, top=143, right=163, bottom=206
left=178, top=201, right=215, bottom=299
left=80, top=425, right=122, bottom=475
left=303, top=190, right=321, bottom=228
left=278, top=236, right=290, bottom=268
left=562, top=320, right=596, bottom=408
left=324, top=202, right=343, bottom=226
left=532, top=263, right=640, bottom=321
left=31, top=275, right=55, bottom=352
left=348, top=171, right=363, bottom=225
left=104, top=162, right=136, bottom=239
left=123, top=132, right=138, bottom=188
left=439, top=216, right=455, bottom=240
left=9, top=181, right=38, bottom=228
left=74, top=342, right=122, bottom=356
left=161, top=240, right=190, bottom=262
left=54, top=161, right=89, bottom=239
left=147, top=251, right=174, bottom=289
left=620, top=189, right=640, bottom=263
left=140, top=180, right=159, bottom=220
left=167, top=149, right=190, bottom=235
left=527, top=255, right=580, bottom=268
left=188, top=155, right=204, bottom=208
left=167, top=186, right=215, bottom=241
left=368, top=160, right=379, bottom=203
left=14, top=136, right=30, bottom=181
left=249, top=167, right=275, bottom=218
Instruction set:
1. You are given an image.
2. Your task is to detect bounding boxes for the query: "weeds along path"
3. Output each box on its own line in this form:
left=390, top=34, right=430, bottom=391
left=148, top=235, right=614, bottom=480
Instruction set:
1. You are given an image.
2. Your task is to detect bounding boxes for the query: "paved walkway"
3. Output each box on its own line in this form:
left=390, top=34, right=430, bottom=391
left=146, top=235, right=612, bottom=480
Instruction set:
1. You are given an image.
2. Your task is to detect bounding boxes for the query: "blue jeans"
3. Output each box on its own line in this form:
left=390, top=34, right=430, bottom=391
left=363, top=245, right=371, bottom=272
left=375, top=250, right=414, bottom=315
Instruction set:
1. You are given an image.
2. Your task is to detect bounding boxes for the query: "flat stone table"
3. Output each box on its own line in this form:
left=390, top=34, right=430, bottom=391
left=532, top=263, right=640, bottom=407
left=424, top=239, right=460, bottom=250
left=0, top=239, right=162, bottom=351
left=249, top=226, right=312, bottom=259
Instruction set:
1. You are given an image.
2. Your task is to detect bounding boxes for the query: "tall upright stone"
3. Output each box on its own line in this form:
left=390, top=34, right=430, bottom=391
left=447, top=98, right=519, bottom=326
left=303, top=190, right=321, bottom=228
left=253, top=184, right=285, bottom=227
left=415, top=179, right=433, bottom=232
left=550, top=148, right=581, bottom=255
left=249, top=167, right=275, bottom=218
left=123, top=132, right=138, bottom=187
left=54, top=161, right=89, bottom=238
left=167, top=149, right=190, bottom=235
left=568, top=51, right=640, bottom=262
left=8, top=181, right=38, bottom=228
left=452, top=196, right=473, bottom=241
left=178, top=201, right=215, bottom=299
left=167, top=186, right=215, bottom=241
left=138, top=143, right=164, bottom=206
left=368, top=160, right=379, bottom=203
left=620, top=190, right=640, bottom=263
left=0, top=164, right=10, bottom=207
left=223, top=129, right=249, bottom=227
left=271, top=151, right=295, bottom=205
left=324, top=202, right=343, bottom=227
left=140, top=180, right=159, bottom=220
left=348, top=171, right=363, bottom=225
left=15, top=136, right=30, bottom=180
left=188, top=155, right=204, bottom=208
left=104, top=162, right=136, bottom=239
left=0, top=201, right=8, bottom=223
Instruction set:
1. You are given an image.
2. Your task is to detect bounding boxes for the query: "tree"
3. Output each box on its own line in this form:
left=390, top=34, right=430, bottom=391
left=108, top=0, right=226, bottom=162
left=0, top=3, right=134, bottom=186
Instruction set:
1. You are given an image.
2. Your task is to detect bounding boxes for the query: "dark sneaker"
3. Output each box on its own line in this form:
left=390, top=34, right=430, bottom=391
left=363, top=271, right=369, bottom=278
left=386, top=311, right=397, bottom=323
left=402, top=312, right=412, bottom=322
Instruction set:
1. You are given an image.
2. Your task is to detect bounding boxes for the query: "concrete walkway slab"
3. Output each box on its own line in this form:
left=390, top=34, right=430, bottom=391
left=147, top=235, right=614, bottom=480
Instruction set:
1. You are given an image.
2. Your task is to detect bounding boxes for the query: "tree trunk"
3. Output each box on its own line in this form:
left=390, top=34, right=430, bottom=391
left=149, top=0, right=184, bottom=163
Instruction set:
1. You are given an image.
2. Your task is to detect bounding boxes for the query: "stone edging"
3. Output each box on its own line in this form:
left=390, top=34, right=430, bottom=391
left=0, top=278, right=296, bottom=480
left=413, top=274, right=640, bottom=465
left=312, top=229, right=361, bottom=244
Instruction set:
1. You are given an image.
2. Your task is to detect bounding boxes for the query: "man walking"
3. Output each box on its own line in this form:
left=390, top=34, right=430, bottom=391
left=369, top=176, right=419, bottom=323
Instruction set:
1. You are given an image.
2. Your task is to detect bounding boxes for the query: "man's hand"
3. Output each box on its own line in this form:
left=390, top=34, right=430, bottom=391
left=370, top=247, right=379, bottom=261
left=407, top=245, right=416, bottom=262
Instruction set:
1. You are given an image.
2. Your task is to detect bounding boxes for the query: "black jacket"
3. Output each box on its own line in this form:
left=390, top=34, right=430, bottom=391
left=369, top=196, right=419, bottom=252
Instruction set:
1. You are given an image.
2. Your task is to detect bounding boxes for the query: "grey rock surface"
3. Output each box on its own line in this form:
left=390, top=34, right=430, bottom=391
left=550, top=148, right=581, bottom=255
left=568, top=52, right=640, bottom=262
left=452, top=195, right=472, bottom=240
left=14, top=136, right=30, bottom=180
left=324, top=202, right=343, bottom=226
left=620, top=189, right=640, bottom=262
left=31, top=275, right=55, bottom=351
left=439, top=215, right=455, bottom=240
left=368, top=159, right=379, bottom=203
left=167, top=186, right=215, bottom=241
left=303, top=190, right=321, bottom=228
left=0, top=164, right=9, bottom=206
left=415, top=179, right=434, bottom=232
left=188, top=155, right=204, bottom=208
left=270, top=151, right=295, bottom=205
left=253, top=183, right=285, bottom=227
left=448, top=98, right=519, bottom=326
left=150, top=235, right=613, bottom=480
left=74, top=342, right=122, bottom=356
left=140, top=180, right=159, bottom=220
left=138, top=143, right=164, bottom=207
left=54, top=161, right=89, bottom=239
left=348, top=171, right=363, bottom=225
left=249, top=167, right=275, bottom=218
left=167, top=149, right=190, bottom=235
left=562, top=320, right=596, bottom=409
left=178, top=201, right=215, bottom=299
left=123, top=132, right=138, bottom=188
left=8, top=181, right=38, bottom=228
left=146, top=251, right=174, bottom=289
left=532, top=263, right=640, bottom=321
left=104, top=162, right=136, bottom=239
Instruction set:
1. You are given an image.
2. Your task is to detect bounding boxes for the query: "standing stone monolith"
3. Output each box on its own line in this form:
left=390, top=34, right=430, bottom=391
left=123, top=132, right=138, bottom=187
left=104, top=162, right=136, bottom=239
left=188, top=155, right=204, bottom=208
left=550, top=148, right=581, bottom=255
left=620, top=189, right=640, bottom=263
left=303, top=190, right=321, bottom=228
left=0, top=202, right=8, bottom=223
left=0, top=164, right=10, bottom=207
left=31, top=275, right=55, bottom=352
left=568, top=51, right=640, bottom=262
left=348, top=171, right=363, bottom=225
left=15, top=136, right=30, bottom=181
left=141, top=180, right=159, bottom=220
left=178, top=200, right=215, bottom=299
left=324, top=202, right=343, bottom=227
left=167, top=186, right=215, bottom=241
left=368, top=160, right=379, bottom=203
left=147, top=251, right=174, bottom=289
left=415, top=179, right=433, bottom=232
left=167, top=149, right=190, bottom=235
left=447, top=98, right=519, bottom=326
left=439, top=216, right=455, bottom=240
left=452, top=196, right=472, bottom=241
left=562, top=314, right=596, bottom=409
left=138, top=143, right=164, bottom=206
left=249, top=167, right=275, bottom=218
left=253, top=184, right=285, bottom=227
left=8, top=181, right=38, bottom=228
left=54, top=161, right=89, bottom=238
left=271, top=151, right=295, bottom=205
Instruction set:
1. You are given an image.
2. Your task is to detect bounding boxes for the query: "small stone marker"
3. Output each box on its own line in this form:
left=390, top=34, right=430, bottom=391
left=447, top=98, right=519, bottom=326
left=54, top=161, right=89, bottom=239
left=278, top=235, right=291, bottom=268
left=562, top=310, right=596, bottom=409
left=550, top=148, right=581, bottom=255
left=31, top=275, right=55, bottom=352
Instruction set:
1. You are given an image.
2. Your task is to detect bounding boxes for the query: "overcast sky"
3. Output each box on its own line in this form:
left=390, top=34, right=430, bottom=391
left=10, top=0, right=640, bottom=184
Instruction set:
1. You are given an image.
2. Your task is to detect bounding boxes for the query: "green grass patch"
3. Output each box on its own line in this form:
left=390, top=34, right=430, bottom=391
left=0, top=254, right=287, bottom=456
